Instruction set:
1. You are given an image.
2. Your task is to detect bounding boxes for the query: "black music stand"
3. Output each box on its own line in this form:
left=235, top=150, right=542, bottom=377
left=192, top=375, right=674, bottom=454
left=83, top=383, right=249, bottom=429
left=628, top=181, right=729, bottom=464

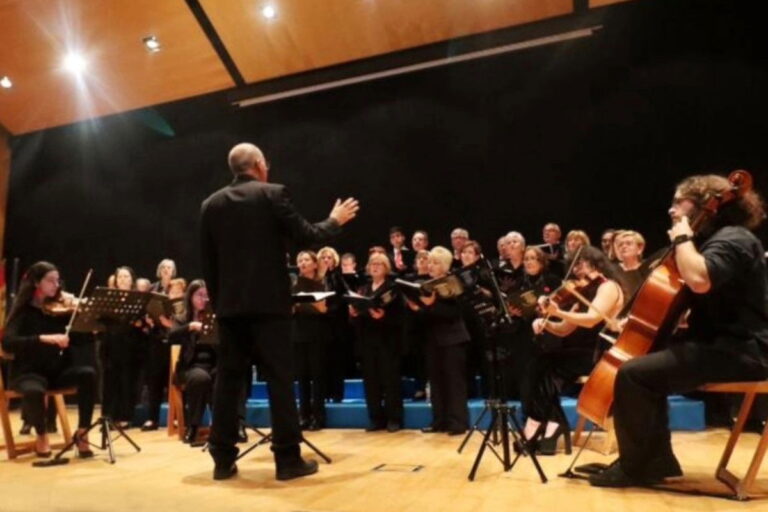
left=456, top=259, right=547, bottom=482
left=36, top=288, right=147, bottom=466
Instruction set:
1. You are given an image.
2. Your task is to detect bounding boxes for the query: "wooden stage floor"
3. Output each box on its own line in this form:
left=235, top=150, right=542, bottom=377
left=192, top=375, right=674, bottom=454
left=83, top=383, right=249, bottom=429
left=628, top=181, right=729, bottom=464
left=1, top=409, right=767, bottom=512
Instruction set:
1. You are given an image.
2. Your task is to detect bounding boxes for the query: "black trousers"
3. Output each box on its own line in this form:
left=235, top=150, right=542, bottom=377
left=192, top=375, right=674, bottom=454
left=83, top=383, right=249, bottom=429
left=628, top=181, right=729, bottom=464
left=361, top=341, right=403, bottom=425
left=520, top=346, right=594, bottom=423
left=210, top=315, right=301, bottom=465
left=425, top=342, right=469, bottom=431
left=12, top=366, right=96, bottom=434
left=142, top=339, right=170, bottom=424
left=183, top=365, right=214, bottom=427
left=295, top=340, right=327, bottom=423
left=614, top=339, right=768, bottom=478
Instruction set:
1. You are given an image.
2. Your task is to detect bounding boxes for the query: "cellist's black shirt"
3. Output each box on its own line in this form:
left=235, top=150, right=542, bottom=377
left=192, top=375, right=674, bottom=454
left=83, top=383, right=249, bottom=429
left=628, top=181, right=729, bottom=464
left=688, top=225, right=768, bottom=361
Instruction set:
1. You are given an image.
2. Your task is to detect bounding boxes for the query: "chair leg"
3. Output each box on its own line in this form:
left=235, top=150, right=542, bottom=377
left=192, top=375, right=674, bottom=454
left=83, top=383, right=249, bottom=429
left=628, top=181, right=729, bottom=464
left=54, top=394, right=73, bottom=442
left=0, top=396, right=18, bottom=459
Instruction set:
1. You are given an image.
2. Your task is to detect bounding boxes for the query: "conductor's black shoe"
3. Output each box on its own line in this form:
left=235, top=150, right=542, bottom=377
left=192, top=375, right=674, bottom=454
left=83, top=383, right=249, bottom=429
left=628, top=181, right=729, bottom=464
left=420, top=426, right=443, bottom=434
left=365, top=422, right=386, bottom=432
left=213, top=462, right=238, bottom=481
left=276, top=459, right=319, bottom=481
left=447, top=429, right=466, bottom=436
left=386, top=421, right=401, bottom=433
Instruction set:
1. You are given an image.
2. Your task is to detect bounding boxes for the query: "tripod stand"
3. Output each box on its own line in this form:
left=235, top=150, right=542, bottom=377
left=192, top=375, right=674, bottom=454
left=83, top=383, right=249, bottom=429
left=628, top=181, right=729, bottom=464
left=236, top=426, right=331, bottom=463
left=458, top=259, right=547, bottom=482
left=35, top=415, right=141, bottom=466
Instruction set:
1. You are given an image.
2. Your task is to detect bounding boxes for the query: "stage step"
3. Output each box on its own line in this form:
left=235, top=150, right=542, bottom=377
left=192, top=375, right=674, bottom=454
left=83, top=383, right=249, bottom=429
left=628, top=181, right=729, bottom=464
left=136, top=394, right=705, bottom=432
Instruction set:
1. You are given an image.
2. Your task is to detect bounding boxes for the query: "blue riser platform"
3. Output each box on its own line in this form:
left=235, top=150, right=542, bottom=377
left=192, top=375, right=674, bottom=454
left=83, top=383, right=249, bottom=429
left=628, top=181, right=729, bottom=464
left=135, top=395, right=705, bottom=431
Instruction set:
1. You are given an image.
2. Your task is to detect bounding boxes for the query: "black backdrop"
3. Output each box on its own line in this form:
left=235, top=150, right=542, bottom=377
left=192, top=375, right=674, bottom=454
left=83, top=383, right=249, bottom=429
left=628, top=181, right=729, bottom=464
left=4, top=0, right=767, bottom=288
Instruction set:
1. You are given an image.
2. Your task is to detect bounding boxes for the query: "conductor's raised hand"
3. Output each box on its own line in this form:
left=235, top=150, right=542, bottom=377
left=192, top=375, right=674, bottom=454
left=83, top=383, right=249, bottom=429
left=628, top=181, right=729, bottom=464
left=330, top=198, right=360, bottom=226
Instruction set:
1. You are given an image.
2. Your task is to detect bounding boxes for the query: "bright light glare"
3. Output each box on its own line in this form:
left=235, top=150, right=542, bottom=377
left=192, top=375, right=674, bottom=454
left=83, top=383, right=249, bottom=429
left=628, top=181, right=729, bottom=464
left=0, top=76, right=11, bottom=89
left=262, top=5, right=276, bottom=19
left=63, top=52, right=88, bottom=74
left=143, top=36, right=161, bottom=52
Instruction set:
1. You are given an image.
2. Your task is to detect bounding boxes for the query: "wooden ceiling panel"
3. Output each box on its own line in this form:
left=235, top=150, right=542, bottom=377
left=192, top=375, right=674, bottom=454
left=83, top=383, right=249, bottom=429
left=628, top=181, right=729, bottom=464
left=590, top=0, right=634, bottom=7
left=200, top=0, right=574, bottom=84
left=0, top=0, right=234, bottom=134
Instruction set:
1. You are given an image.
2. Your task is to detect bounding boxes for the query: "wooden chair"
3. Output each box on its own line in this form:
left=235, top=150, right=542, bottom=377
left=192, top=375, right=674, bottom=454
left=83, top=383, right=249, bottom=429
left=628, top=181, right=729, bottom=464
left=698, top=380, right=768, bottom=500
left=0, top=351, right=76, bottom=459
left=166, top=345, right=185, bottom=439
left=572, top=376, right=617, bottom=455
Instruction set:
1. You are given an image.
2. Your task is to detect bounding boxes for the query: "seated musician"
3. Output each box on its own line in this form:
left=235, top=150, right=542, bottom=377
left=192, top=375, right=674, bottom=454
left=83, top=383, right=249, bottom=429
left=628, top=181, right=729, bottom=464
left=521, top=246, right=623, bottom=454
left=168, top=279, right=217, bottom=444
left=2, top=261, right=95, bottom=458
left=589, top=174, right=768, bottom=487
left=613, top=230, right=647, bottom=297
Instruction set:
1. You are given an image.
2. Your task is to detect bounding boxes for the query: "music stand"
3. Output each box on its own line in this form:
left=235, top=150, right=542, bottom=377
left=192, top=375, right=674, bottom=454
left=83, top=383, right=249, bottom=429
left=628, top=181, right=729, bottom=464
left=37, top=288, right=146, bottom=466
left=457, top=259, right=548, bottom=482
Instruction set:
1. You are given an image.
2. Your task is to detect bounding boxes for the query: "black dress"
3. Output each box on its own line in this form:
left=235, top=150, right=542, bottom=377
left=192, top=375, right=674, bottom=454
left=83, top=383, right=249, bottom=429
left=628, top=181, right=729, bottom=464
left=420, top=295, right=470, bottom=432
left=354, top=279, right=404, bottom=428
left=520, top=276, right=608, bottom=423
left=2, top=303, right=96, bottom=434
left=291, top=276, right=332, bottom=427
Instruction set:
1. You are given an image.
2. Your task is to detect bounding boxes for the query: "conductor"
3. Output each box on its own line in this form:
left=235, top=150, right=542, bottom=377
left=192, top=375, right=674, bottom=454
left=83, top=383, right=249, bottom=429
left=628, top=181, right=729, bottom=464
left=201, top=143, right=360, bottom=481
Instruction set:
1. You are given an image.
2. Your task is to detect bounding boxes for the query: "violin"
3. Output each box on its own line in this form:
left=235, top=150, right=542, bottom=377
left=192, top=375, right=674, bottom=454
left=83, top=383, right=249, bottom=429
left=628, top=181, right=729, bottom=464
left=42, top=291, right=81, bottom=316
left=542, top=276, right=600, bottom=312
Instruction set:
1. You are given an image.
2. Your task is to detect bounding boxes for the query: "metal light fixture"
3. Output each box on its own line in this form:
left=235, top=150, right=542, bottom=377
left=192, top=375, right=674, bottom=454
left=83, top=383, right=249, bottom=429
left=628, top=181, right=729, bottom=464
left=142, top=35, right=161, bottom=52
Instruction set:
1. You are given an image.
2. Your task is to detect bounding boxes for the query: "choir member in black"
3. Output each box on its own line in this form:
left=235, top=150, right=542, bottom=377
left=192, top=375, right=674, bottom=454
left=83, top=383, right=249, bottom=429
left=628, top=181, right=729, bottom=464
left=459, top=240, right=489, bottom=398
left=590, top=174, right=768, bottom=488
left=403, top=250, right=430, bottom=400
left=292, top=251, right=332, bottom=431
left=496, top=232, right=526, bottom=294
left=564, top=230, right=591, bottom=261
left=411, top=230, right=429, bottom=252
left=493, top=235, right=508, bottom=269
left=318, top=246, right=348, bottom=403
left=600, top=229, right=617, bottom=261
left=388, top=226, right=414, bottom=276
left=140, top=258, right=178, bottom=431
left=613, top=230, right=647, bottom=298
left=450, top=228, right=469, bottom=270
left=350, top=253, right=404, bottom=432
left=2, top=261, right=95, bottom=458
left=541, top=222, right=565, bottom=276
left=101, top=266, right=144, bottom=429
left=408, top=246, right=470, bottom=435
left=522, top=246, right=623, bottom=454
left=504, top=247, right=561, bottom=399
left=341, top=252, right=358, bottom=276
left=167, top=279, right=217, bottom=444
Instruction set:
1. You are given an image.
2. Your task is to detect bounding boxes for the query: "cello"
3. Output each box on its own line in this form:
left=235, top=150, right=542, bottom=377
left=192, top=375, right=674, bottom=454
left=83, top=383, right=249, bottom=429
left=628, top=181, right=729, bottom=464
left=577, top=170, right=754, bottom=428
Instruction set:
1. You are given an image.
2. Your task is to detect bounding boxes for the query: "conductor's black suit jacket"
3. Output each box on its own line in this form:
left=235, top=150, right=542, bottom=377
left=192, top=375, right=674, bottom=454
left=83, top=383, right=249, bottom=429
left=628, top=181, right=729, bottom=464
left=200, top=174, right=341, bottom=318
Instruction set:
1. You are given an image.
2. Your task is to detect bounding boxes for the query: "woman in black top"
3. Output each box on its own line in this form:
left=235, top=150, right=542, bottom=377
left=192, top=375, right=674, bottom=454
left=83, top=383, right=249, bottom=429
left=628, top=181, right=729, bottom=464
left=318, top=246, right=349, bottom=403
left=168, top=279, right=217, bottom=444
left=521, top=246, right=623, bottom=454
left=408, top=246, right=470, bottom=435
left=350, top=252, right=404, bottom=432
left=292, top=251, right=331, bottom=431
left=2, top=261, right=95, bottom=457
left=101, top=266, right=144, bottom=429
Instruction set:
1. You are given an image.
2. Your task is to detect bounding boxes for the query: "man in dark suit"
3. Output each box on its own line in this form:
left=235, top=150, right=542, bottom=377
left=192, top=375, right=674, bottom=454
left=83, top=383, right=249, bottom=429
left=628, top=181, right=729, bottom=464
left=200, top=142, right=359, bottom=481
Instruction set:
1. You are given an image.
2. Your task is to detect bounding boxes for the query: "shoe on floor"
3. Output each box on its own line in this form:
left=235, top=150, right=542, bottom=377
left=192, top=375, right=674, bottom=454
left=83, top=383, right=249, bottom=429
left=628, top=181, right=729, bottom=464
left=276, top=458, right=319, bottom=481
left=213, top=462, right=238, bottom=481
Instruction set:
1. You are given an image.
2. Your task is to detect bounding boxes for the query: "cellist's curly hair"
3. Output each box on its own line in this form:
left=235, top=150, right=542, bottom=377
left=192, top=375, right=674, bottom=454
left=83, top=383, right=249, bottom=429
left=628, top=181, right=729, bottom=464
left=676, top=173, right=766, bottom=231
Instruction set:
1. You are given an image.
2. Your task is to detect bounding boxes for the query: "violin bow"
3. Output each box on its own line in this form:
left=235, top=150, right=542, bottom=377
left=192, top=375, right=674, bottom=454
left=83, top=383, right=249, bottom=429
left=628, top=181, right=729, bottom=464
left=65, top=269, right=93, bottom=335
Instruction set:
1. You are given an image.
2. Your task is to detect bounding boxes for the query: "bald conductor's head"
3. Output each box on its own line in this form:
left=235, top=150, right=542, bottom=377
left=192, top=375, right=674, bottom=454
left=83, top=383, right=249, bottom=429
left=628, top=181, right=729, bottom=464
left=228, top=143, right=268, bottom=181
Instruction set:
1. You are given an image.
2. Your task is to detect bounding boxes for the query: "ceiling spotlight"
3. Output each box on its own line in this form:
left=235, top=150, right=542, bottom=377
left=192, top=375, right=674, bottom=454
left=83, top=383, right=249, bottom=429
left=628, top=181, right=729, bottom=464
left=63, top=52, right=88, bottom=74
left=0, top=76, right=11, bottom=89
left=142, top=35, right=161, bottom=52
left=262, top=5, right=276, bottom=19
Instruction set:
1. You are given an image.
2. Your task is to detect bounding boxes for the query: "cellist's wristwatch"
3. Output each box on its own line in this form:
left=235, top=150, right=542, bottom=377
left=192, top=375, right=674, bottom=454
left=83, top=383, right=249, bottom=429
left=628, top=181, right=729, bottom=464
left=673, top=234, right=694, bottom=245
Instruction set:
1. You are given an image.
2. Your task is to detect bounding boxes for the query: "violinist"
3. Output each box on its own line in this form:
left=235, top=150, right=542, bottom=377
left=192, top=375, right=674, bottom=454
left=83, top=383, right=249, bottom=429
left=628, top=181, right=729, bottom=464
left=167, top=280, right=217, bottom=444
left=590, top=174, right=768, bottom=488
left=521, top=246, right=623, bottom=454
left=2, top=262, right=95, bottom=458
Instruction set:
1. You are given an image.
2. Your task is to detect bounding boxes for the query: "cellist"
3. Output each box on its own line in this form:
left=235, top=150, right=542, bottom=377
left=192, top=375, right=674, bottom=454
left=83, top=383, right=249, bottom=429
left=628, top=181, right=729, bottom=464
left=590, top=173, right=768, bottom=488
